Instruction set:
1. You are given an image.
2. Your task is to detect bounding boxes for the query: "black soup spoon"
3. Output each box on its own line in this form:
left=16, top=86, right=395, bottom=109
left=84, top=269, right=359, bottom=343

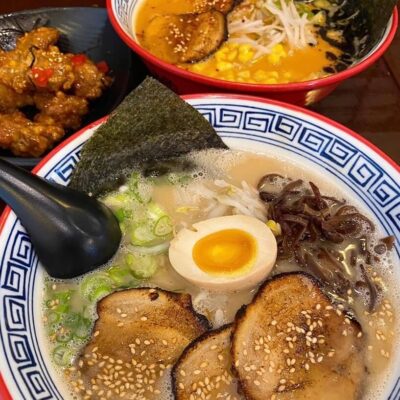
left=0, top=158, right=121, bottom=279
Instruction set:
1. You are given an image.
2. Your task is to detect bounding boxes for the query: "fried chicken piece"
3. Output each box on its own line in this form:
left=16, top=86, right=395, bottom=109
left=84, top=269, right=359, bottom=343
left=28, top=46, right=75, bottom=92
left=16, top=27, right=59, bottom=52
left=70, top=55, right=113, bottom=99
left=0, top=27, right=60, bottom=93
left=0, top=47, right=34, bottom=93
left=34, top=91, right=89, bottom=130
left=0, top=111, right=65, bottom=157
left=0, top=83, right=33, bottom=112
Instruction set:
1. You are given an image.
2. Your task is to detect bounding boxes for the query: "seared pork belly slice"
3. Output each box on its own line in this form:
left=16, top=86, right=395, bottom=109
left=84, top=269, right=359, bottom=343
left=143, top=11, right=227, bottom=64
left=193, top=0, right=238, bottom=14
left=232, top=273, right=365, bottom=400
left=74, top=288, right=209, bottom=399
left=173, top=325, right=243, bottom=400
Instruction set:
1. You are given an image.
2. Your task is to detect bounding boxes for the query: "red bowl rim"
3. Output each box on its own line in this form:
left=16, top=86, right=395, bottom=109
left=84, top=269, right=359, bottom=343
left=0, top=93, right=399, bottom=399
left=106, top=0, right=398, bottom=93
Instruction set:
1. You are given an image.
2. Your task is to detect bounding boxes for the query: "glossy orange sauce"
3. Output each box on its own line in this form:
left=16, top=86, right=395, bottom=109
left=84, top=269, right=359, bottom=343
left=134, top=0, right=342, bottom=84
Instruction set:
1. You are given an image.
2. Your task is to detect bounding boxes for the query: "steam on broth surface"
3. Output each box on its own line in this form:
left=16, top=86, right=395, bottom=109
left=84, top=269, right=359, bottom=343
left=43, top=150, right=398, bottom=399
left=134, top=0, right=360, bottom=84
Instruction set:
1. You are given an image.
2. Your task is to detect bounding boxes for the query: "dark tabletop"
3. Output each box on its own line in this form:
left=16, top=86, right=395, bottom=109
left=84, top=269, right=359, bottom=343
left=0, top=1, right=398, bottom=214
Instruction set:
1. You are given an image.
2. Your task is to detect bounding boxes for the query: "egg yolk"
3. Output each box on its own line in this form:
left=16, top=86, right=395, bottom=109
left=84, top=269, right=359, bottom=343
left=192, top=229, right=257, bottom=276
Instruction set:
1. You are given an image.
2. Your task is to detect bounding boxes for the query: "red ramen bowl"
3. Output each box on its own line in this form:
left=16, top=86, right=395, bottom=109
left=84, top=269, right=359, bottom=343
left=107, top=0, right=398, bottom=106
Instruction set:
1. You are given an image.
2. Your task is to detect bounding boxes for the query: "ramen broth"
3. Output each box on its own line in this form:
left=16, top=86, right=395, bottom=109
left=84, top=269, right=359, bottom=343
left=134, top=0, right=347, bottom=84
left=43, top=150, right=398, bottom=399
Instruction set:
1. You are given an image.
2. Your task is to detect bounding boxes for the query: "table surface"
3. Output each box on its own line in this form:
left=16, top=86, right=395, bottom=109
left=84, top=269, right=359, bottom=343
left=0, top=0, right=399, bottom=166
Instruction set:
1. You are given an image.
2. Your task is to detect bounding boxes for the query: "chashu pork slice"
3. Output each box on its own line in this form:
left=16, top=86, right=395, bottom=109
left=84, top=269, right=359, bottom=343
left=173, top=325, right=244, bottom=400
left=232, top=272, right=365, bottom=400
left=142, top=11, right=227, bottom=64
left=73, top=288, right=210, bottom=399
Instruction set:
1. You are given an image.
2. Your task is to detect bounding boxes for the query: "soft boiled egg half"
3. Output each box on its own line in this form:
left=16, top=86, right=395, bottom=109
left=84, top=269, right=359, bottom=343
left=168, top=215, right=277, bottom=291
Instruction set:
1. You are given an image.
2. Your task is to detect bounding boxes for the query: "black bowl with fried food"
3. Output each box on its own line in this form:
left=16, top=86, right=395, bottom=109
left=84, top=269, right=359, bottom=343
left=0, top=7, right=147, bottom=167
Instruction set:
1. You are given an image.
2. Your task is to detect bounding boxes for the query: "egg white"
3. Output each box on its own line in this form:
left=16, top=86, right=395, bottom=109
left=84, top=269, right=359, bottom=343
left=168, top=215, right=277, bottom=291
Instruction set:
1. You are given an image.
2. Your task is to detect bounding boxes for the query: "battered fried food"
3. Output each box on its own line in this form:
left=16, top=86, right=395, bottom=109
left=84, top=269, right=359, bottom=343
left=16, top=26, right=60, bottom=51
left=0, top=26, right=112, bottom=157
left=70, top=55, right=113, bottom=99
left=0, top=111, right=64, bottom=157
left=34, top=92, right=89, bottom=130
left=29, top=46, right=75, bottom=92
left=0, top=83, right=33, bottom=112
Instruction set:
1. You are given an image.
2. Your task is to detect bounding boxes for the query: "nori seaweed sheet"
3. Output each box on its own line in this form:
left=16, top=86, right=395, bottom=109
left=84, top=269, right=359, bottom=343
left=362, top=0, right=397, bottom=49
left=317, top=0, right=396, bottom=60
left=69, top=77, right=227, bottom=196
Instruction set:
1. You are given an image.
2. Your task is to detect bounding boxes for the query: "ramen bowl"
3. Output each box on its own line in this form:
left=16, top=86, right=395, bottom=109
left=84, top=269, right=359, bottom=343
left=0, top=94, right=399, bottom=399
left=106, top=0, right=398, bottom=106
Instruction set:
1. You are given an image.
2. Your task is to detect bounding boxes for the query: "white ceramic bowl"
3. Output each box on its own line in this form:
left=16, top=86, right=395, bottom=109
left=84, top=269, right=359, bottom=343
left=0, top=94, right=399, bottom=399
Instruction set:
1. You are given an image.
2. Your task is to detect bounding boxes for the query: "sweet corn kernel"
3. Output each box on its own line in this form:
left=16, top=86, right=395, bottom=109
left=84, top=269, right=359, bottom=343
left=216, top=61, right=233, bottom=72
left=254, top=70, right=269, bottom=82
left=215, top=50, right=227, bottom=62
left=267, top=44, right=286, bottom=65
left=266, top=220, right=282, bottom=236
left=226, top=49, right=238, bottom=61
left=268, top=71, right=279, bottom=79
left=238, top=45, right=254, bottom=63
left=191, top=63, right=206, bottom=73
left=238, top=70, right=251, bottom=79
left=265, top=78, right=278, bottom=84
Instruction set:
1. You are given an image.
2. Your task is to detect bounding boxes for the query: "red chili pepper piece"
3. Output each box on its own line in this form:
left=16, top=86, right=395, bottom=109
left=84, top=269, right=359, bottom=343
left=71, top=54, right=88, bottom=66
left=96, top=60, right=109, bottom=74
left=31, top=67, right=54, bottom=87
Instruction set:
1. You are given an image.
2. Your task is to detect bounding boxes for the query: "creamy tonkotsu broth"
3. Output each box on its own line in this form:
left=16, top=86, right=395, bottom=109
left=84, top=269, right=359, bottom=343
left=42, top=150, right=398, bottom=400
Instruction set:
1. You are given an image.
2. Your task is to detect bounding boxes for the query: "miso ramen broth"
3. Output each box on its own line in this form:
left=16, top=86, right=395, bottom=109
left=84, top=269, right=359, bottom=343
left=134, top=0, right=357, bottom=84
left=42, top=150, right=398, bottom=399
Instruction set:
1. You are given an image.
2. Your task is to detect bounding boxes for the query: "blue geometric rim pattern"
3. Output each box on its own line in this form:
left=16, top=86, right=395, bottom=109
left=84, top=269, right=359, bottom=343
left=0, top=100, right=399, bottom=399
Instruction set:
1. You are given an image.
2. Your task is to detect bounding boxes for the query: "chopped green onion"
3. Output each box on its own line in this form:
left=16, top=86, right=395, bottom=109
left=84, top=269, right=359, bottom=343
left=56, top=329, right=73, bottom=343
left=107, top=265, right=139, bottom=287
left=74, top=317, right=92, bottom=340
left=130, top=223, right=157, bottom=246
left=80, top=274, right=113, bottom=302
left=63, top=313, right=81, bottom=329
left=129, top=241, right=170, bottom=255
left=52, top=345, right=74, bottom=367
left=102, top=192, right=131, bottom=209
left=125, top=253, right=158, bottom=279
left=53, top=303, right=70, bottom=314
left=128, top=172, right=151, bottom=204
left=47, top=311, right=60, bottom=325
left=153, top=215, right=173, bottom=237
left=146, top=202, right=167, bottom=220
left=114, top=208, right=126, bottom=223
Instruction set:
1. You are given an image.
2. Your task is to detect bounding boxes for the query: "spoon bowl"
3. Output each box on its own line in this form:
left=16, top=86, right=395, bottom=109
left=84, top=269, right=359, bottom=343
left=0, top=158, right=121, bottom=279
